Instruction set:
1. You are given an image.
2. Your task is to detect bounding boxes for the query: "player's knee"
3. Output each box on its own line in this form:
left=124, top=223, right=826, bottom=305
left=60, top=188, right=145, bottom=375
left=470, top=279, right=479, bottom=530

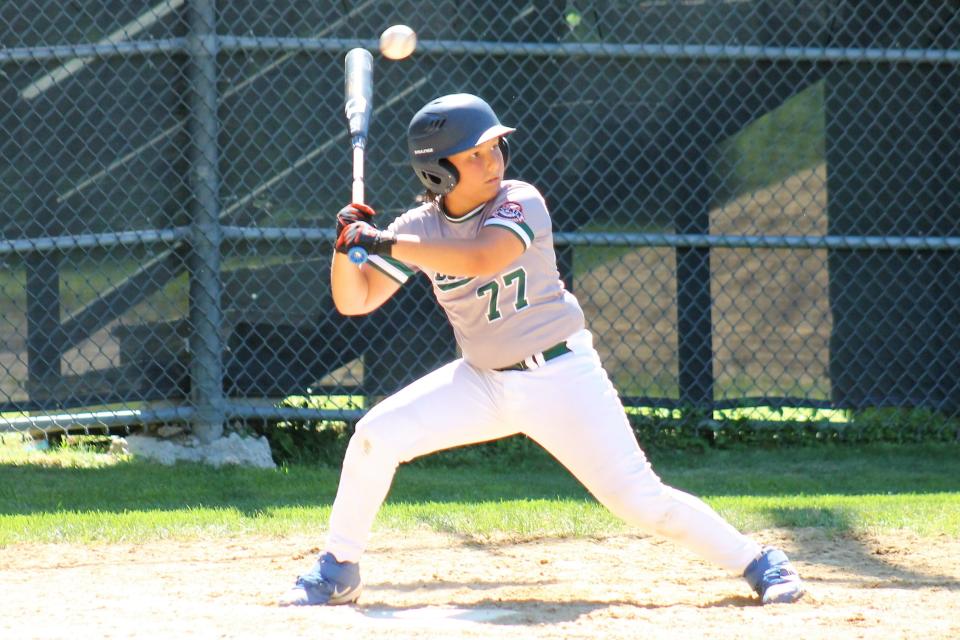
left=351, top=407, right=441, bottom=465
left=345, top=415, right=402, bottom=468
left=588, top=451, right=658, bottom=501
left=601, top=481, right=669, bottom=525
left=604, top=482, right=703, bottom=539
left=588, top=458, right=678, bottom=529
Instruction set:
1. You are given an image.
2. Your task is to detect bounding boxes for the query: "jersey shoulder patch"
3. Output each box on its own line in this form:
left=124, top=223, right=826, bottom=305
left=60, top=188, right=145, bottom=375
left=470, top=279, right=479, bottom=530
left=484, top=200, right=534, bottom=249
left=492, top=201, right=525, bottom=223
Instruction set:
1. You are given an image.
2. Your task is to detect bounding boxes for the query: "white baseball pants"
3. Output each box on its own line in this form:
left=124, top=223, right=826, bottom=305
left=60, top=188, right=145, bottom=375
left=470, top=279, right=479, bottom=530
left=326, top=329, right=761, bottom=574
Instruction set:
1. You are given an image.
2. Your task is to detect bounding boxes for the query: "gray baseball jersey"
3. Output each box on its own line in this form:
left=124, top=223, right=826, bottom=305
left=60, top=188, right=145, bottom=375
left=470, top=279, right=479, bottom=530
left=366, top=180, right=585, bottom=370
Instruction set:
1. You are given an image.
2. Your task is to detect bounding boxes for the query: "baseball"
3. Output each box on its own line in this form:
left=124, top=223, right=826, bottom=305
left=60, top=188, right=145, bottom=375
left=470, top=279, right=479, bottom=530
left=379, top=24, right=417, bottom=60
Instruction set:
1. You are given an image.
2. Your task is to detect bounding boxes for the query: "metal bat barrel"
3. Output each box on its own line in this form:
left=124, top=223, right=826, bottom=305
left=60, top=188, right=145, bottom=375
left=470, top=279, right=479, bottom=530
left=344, top=48, right=373, bottom=139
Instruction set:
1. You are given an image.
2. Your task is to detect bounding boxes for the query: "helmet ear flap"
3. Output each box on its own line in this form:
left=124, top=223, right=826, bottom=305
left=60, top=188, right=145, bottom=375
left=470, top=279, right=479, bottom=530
left=437, top=158, right=460, bottom=195
left=422, top=142, right=506, bottom=195
left=414, top=164, right=456, bottom=195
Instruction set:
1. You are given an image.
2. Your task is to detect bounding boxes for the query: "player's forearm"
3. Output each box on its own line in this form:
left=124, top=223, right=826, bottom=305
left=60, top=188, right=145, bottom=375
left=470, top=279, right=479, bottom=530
left=390, top=233, right=510, bottom=277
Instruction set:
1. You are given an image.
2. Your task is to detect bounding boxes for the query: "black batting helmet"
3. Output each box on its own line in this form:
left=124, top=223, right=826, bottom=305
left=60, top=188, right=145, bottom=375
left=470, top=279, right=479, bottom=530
left=407, top=93, right=515, bottom=194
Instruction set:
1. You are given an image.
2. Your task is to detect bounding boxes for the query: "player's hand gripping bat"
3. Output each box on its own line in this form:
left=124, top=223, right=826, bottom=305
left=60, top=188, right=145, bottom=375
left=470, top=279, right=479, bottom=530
left=343, top=48, right=374, bottom=264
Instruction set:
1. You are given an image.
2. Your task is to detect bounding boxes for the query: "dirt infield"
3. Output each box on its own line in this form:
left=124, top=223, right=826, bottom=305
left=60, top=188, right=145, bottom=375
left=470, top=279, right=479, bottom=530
left=2, top=527, right=958, bottom=639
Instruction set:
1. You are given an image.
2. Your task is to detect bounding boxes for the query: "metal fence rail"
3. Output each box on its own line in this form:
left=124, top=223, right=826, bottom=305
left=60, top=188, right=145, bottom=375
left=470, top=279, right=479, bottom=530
left=2, top=1, right=958, bottom=438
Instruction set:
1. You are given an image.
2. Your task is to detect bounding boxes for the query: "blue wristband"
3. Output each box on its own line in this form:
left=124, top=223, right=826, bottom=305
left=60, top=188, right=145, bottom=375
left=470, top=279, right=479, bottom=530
left=347, top=246, right=368, bottom=264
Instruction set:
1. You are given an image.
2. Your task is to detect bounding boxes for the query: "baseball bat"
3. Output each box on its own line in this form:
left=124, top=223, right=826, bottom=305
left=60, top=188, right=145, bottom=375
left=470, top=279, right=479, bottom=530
left=343, top=48, right=373, bottom=265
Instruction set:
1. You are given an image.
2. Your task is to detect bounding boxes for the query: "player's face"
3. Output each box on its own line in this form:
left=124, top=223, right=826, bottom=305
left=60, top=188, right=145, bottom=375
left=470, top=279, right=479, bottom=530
left=443, top=138, right=505, bottom=215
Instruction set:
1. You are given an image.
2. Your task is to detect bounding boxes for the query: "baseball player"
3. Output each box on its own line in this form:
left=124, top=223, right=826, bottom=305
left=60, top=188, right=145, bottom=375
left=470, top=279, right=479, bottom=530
left=280, top=93, right=805, bottom=607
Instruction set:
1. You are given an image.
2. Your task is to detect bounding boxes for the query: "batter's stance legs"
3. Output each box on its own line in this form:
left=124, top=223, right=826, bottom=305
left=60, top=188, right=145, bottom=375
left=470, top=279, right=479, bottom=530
left=326, top=359, right=518, bottom=564
left=284, top=337, right=804, bottom=605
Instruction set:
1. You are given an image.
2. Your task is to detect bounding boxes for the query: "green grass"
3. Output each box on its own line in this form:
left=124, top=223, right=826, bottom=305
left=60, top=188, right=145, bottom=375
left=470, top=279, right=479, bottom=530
left=711, top=493, right=960, bottom=538
left=0, top=438, right=958, bottom=546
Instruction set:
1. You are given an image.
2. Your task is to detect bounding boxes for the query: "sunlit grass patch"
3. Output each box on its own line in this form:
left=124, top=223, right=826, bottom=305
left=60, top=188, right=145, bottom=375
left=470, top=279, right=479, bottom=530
left=622, top=405, right=849, bottom=423
left=0, top=433, right=130, bottom=469
left=713, top=406, right=849, bottom=423
left=280, top=394, right=365, bottom=411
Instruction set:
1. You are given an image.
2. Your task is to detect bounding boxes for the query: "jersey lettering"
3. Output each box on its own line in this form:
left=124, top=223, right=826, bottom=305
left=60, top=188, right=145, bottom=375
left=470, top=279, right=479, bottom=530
left=435, top=273, right=475, bottom=291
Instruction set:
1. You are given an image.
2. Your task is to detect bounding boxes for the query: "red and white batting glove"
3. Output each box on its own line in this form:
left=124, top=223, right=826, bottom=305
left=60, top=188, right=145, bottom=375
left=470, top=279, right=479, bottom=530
left=335, top=203, right=376, bottom=237
left=335, top=221, right=397, bottom=257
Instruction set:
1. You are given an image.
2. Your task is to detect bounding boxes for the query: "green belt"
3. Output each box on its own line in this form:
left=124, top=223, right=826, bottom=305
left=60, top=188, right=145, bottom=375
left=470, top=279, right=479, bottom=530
left=495, top=341, right=572, bottom=372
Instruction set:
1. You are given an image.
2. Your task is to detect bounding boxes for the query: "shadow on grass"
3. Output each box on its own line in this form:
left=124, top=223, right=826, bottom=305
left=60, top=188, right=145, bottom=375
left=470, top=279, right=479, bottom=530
left=0, top=456, right=598, bottom=518
left=1, top=443, right=958, bottom=528
left=0, top=459, right=336, bottom=517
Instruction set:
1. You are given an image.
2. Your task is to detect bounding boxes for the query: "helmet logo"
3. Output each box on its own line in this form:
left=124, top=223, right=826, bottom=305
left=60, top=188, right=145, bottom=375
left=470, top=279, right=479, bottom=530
left=413, top=147, right=434, bottom=155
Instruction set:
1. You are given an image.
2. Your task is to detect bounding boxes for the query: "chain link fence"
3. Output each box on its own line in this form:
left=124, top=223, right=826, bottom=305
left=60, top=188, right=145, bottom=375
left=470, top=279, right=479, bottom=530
left=2, top=1, right=958, bottom=440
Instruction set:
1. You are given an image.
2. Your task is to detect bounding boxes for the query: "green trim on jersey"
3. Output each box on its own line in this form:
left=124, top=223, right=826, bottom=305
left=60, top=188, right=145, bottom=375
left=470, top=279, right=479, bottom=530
left=437, top=276, right=476, bottom=291
left=484, top=218, right=534, bottom=249
left=442, top=203, right=484, bottom=224
left=367, top=254, right=415, bottom=284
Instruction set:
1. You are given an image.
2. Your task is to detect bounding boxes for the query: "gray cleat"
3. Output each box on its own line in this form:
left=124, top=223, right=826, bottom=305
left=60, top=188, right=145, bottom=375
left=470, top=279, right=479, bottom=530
left=743, top=547, right=805, bottom=604
left=279, top=552, right=363, bottom=606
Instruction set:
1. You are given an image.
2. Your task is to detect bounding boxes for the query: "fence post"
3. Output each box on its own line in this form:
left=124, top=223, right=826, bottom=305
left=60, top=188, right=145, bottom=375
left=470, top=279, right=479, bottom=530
left=17, top=99, right=64, bottom=406
left=25, top=245, right=62, bottom=402
left=674, top=141, right=715, bottom=413
left=186, top=0, right=224, bottom=443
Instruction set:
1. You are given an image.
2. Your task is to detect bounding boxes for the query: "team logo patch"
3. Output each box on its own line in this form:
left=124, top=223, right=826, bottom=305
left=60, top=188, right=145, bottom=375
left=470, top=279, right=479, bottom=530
left=493, top=201, right=524, bottom=222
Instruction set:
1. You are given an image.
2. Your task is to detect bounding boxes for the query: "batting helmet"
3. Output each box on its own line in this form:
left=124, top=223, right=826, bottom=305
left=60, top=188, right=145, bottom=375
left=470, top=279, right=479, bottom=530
left=407, top=93, right=515, bottom=194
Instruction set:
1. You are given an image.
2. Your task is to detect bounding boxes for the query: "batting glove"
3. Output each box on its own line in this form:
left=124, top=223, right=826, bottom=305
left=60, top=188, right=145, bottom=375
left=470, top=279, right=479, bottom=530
left=335, top=203, right=376, bottom=237
left=335, top=221, right=397, bottom=257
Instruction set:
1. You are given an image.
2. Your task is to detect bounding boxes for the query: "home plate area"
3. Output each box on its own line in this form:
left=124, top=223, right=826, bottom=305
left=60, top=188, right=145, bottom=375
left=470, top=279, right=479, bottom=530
left=1, top=529, right=958, bottom=639
left=327, top=605, right=517, bottom=627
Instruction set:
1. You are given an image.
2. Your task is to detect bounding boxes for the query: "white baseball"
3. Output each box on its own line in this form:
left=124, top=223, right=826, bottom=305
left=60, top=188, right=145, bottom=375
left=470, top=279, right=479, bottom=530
left=379, top=25, right=417, bottom=60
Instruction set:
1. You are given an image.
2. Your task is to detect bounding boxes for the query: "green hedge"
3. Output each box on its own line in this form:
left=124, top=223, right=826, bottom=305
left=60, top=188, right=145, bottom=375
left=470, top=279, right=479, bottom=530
left=258, top=406, right=960, bottom=468
left=631, top=408, right=960, bottom=451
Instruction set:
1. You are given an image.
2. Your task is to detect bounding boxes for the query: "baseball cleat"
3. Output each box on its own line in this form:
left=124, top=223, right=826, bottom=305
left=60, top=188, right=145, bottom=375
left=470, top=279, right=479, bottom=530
left=278, top=552, right=363, bottom=606
left=743, top=547, right=805, bottom=604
